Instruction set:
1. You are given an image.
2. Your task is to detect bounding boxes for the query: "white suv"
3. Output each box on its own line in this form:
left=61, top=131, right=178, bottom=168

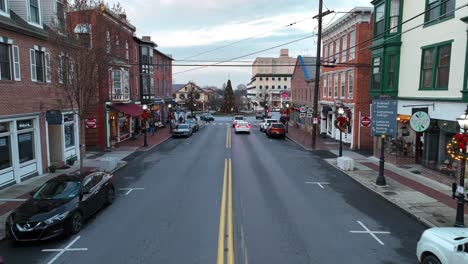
left=260, top=118, right=278, bottom=132
left=416, top=227, right=468, bottom=264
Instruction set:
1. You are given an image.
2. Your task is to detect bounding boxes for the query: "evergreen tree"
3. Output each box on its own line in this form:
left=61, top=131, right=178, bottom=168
left=221, top=80, right=237, bottom=113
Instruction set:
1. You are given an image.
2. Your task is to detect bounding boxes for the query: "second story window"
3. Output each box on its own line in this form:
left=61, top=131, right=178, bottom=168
left=29, top=0, right=41, bottom=25
left=426, top=0, right=455, bottom=24
left=375, top=3, right=385, bottom=37
left=0, top=0, right=9, bottom=16
left=389, top=0, right=400, bottom=33
left=106, top=31, right=110, bottom=53
left=125, top=41, right=129, bottom=60
left=349, top=30, right=356, bottom=60
left=55, top=0, right=66, bottom=33
left=112, top=69, right=129, bottom=96
left=0, top=43, right=10, bottom=80
left=420, top=41, right=452, bottom=90
left=30, top=48, right=51, bottom=83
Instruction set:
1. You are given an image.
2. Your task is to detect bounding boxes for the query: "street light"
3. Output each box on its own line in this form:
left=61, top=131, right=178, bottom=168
left=337, top=107, right=345, bottom=157
left=453, top=105, right=468, bottom=227
left=142, top=104, right=148, bottom=147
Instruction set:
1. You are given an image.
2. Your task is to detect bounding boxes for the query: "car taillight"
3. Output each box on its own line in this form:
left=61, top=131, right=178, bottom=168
left=247, top=125, right=251, bottom=128
left=236, top=125, right=240, bottom=128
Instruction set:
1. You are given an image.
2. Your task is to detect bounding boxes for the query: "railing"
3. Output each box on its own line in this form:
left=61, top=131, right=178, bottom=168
left=109, top=93, right=130, bottom=101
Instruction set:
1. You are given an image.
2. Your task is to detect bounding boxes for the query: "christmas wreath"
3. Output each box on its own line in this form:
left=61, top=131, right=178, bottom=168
left=334, top=116, right=350, bottom=132
left=447, top=133, right=468, bottom=160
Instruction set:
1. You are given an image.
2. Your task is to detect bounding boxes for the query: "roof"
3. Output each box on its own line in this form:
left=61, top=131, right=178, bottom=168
left=154, top=49, right=174, bottom=61
left=172, top=84, right=186, bottom=93
left=134, top=36, right=157, bottom=47
left=298, top=56, right=317, bottom=81
left=0, top=11, right=48, bottom=40
left=323, top=7, right=373, bottom=36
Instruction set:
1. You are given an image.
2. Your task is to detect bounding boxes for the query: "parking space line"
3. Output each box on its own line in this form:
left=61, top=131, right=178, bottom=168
left=349, top=221, right=390, bottom=246
left=119, top=187, right=144, bottom=195
left=0, top=198, right=27, bottom=202
left=305, top=182, right=330, bottom=189
left=42, top=236, right=88, bottom=264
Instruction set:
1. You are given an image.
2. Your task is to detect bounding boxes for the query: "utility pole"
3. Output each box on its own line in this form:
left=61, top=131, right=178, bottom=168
left=311, top=0, right=323, bottom=150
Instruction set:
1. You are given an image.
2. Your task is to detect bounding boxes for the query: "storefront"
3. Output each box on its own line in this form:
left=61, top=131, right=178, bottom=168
left=0, top=115, right=43, bottom=187
left=108, top=103, right=143, bottom=145
left=46, top=111, right=81, bottom=167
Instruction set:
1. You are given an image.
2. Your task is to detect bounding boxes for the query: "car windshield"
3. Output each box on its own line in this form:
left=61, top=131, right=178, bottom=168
left=234, top=117, right=244, bottom=120
left=271, top=124, right=284, bottom=128
left=267, top=120, right=278, bottom=123
left=238, top=122, right=248, bottom=126
left=177, top=124, right=189, bottom=129
left=33, top=181, right=81, bottom=200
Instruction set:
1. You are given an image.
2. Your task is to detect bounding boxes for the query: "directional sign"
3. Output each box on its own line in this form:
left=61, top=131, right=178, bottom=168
left=300, top=107, right=307, bottom=113
left=361, top=116, right=371, bottom=127
left=85, top=118, right=97, bottom=129
left=307, top=113, right=313, bottom=117
left=300, top=113, right=306, bottom=118
left=371, top=98, right=398, bottom=137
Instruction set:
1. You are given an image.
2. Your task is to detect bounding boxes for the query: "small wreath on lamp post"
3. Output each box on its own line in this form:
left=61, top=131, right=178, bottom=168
left=334, top=116, right=349, bottom=132
left=447, top=133, right=468, bottom=161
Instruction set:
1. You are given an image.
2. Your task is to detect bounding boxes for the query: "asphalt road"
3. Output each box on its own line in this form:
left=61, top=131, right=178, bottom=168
left=0, top=115, right=427, bottom=264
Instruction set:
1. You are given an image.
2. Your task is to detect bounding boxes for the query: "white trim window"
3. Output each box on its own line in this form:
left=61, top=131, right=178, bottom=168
left=30, top=48, right=49, bottom=83
left=111, top=68, right=130, bottom=100
left=333, top=74, right=338, bottom=98
left=125, top=40, right=129, bottom=60
left=327, top=75, right=332, bottom=97
left=348, top=70, right=354, bottom=99
left=58, top=54, right=73, bottom=84
left=112, top=69, right=122, bottom=95
left=106, top=31, right=110, bottom=53
left=336, top=39, right=341, bottom=63
left=28, top=0, right=42, bottom=26
left=0, top=0, right=9, bottom=17
left=349, top=30, right=356, bottom=60
left=342, top=35, right=348, bottom=62
left=54, top=0, right=66, bottom=33
left=340, top=72, right=345, bottom=99
left=323, top=75, right=327, bottom=98
left=12, top=46, right=20, bottom=80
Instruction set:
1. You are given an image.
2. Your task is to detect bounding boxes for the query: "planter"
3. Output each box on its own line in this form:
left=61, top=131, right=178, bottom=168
left=66, top=159, right=75, bottom=166
left=48, top=165, right=57, bottom=173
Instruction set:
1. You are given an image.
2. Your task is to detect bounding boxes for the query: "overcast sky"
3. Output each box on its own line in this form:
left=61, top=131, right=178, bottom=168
left=108, top=0, right=372, bottom=88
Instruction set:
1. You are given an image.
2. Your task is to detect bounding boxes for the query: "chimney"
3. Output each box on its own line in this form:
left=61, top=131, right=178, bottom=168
left=119, top=14, right=127, bottom=20
left=280, top=49, right=289, bottom=57
left=142, top=36, right=151, bottom=42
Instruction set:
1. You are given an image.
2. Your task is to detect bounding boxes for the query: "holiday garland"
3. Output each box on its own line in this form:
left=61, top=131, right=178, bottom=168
left=447, top=133, right=468, bottom=160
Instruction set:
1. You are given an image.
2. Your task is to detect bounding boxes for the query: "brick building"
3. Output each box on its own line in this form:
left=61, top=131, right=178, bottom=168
left=0, top=0, right=81, bottom=187
left=319, top=7, right=373, bottom=150
left=290, top=56, right=316, bottom=131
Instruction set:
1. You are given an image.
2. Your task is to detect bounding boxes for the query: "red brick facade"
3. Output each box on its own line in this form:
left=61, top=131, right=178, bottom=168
left=291, top=57, right=314, bottom=107
left=319, top=10, right=373, bottom=150
left=154, top=49, right=173, bottom=98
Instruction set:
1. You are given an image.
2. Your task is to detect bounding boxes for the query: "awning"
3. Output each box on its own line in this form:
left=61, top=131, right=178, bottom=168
left=109, top=103, right=143, bottom=117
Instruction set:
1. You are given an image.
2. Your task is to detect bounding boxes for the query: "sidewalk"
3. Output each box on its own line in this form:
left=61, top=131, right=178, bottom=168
left=287, top=124, right=468, bottom=228
left=0, top=126, right=171, bottom=240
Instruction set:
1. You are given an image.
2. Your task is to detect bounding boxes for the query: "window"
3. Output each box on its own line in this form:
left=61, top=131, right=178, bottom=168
left=340, top=72, right=345, bottom=98
left=349, top=31, right=356, bottom=60
left=327, top=75, right=332, bottom=97
left=29, top=0, right=41, bottom=25
left=260, top=77, right=263, bottom=81
left=334, top=74, right=338, bottom=98
left=420, top=42, right=452, bottom=89
left=0, top=43, right=11, bottom=80
left=387, top=55, right=396, bottom=88
left=272, top=85, right=275, bottom=89
left=348, top=70, right=354, bottom=99
left=125, top=41, right=129, bottom=60
left=336, top=39, right=341, bottom=63
left=65, top=123, right=74, bottom=148
left=389, top=0, right=400, bottom=33
left=259, top=85, right=262, bottom=89
left=0, top=0, right=8, bottom=15
left=425, top=0, right=455, bottom=23
left=266, top=85, right=269, bottom=90
left=284, top=85, right=287, bottom=89
left=342, top=35, right=347, bottom=62
left=17, top=120, right=35, bottom=163
left=266, top=77, right=269, bottom=81
left=284, top=77, right=287, bottom=81
left=56, top=0, right=66, bottom=33
left=323, top=44, right=328, bottom=61
left=375, top=3, right=385, bottom=36
left=372, top=57, right=382, bottom=90
left=323, top=76, right=327, bottom=98
left=331, top=41, right=336, bottom=60
left=12, top=46, right=20, bottom=81
left=0, top=122, right=11, bottom=170
left=272, top=77, right=275, bottom=80
left=112, top=69, right=122, bottom=94
left=30, top=49, right=48, bottom=83
left=106, top=31, right=110, bottom=53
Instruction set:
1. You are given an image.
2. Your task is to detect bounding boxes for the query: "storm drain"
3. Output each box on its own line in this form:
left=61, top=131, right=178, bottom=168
left=383, top=191, right=397, bottom=196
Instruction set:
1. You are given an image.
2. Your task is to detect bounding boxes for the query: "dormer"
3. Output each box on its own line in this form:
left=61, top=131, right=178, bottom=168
left=9, top=0, right=43, bottom=28
left=0, top=0, right=10, bottom=17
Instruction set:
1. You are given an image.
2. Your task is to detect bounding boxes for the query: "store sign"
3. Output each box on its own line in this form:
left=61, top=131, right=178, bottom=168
left=371, top=97, right=398, bottom=137
left=281, top=90, right=289, bottom=99
left=17, top=120, right=33, bottom=130
left=300, top=107, right=307, bottom=113
left=409, top=111, right=430, bottom=132
left=300, top=113, right=306, bottom=118
left=18, top=133, right=32, bottom=142
left=307, top=113, right=313, bottom=117
left=64, top=114, right=75, bottom=123
left=85, top=119, right=97, bottom=129
left=46, top=110, right=63, bottom=125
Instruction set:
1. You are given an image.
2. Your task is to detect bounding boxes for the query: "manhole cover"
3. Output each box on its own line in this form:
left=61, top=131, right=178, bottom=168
left=383, top=191, right=397, bottom=196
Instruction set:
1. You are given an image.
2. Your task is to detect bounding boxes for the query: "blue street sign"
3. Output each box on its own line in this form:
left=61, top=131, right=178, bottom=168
left=371, top=98, right=398, bottom=137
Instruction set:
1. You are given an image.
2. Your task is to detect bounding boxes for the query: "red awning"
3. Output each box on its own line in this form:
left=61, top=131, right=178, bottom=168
left=110, top=103, right=143, bottom=117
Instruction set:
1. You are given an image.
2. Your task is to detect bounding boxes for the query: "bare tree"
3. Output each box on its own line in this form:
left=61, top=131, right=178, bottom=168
left=48, top=0, right=124, bottom=173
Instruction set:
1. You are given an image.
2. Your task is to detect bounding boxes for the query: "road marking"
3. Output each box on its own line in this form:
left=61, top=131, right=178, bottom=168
left=42, top=236, right=88, bottom=264
left=226, top=126, right=231, bottom=149
left=217, top=159, right=228, bottom=264
left=123, top=177, right=135, bottom=180
left=349, top=221, right=390, bottom=246
left=119, top=187, right=144, bottom=195
left=305, top=182, right=330, bottom=189
left=0, top=198, right=27, bottom=202
left=227, top=158, right=234, bottom=264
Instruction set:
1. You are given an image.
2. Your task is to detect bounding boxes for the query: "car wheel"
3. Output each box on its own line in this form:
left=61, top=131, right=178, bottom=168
left=422, top=255, right=441, bottom=264
left=66, top=211, right=83, bottom=235
left=106, top=186, right=115, bottom=205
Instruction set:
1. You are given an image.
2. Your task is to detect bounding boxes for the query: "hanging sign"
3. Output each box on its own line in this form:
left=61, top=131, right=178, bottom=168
left=409, top=111, right=430, bottom=132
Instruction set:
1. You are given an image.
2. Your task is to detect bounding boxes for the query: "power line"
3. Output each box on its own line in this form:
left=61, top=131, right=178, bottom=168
left=180, top=16, right=314, bottom=60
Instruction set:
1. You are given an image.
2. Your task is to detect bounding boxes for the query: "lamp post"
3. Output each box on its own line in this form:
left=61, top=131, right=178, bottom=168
left=376, top=134, right=387, bottom=186
left=454, top=106, right=468, bottom=227
left=142, top=104, right=148, bottom=147
left=337, top=107, right=345, bottom=157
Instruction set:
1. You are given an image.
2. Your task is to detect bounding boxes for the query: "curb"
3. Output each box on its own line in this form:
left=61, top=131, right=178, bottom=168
left=286, top=135, right=313, bottom=151
left=138, top=134, right=172, bottom=152
left=323, top=158, right=436, bottom=228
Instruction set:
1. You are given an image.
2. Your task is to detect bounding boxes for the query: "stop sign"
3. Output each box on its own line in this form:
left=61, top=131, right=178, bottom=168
left=361, top=116, right=371, bottom=127
left=85, top=118, right=97, bottom=129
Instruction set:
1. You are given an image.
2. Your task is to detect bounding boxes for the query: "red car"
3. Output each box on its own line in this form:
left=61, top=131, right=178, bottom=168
left=266, top=123, right=286, bottom=139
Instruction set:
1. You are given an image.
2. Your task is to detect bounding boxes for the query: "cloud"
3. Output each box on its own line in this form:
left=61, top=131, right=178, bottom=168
left=159, top=0, right=249, bottom=9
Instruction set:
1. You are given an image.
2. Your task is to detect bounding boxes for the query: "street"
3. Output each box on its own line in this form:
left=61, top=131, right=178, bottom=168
left=0, top=116, right=426, bottom=264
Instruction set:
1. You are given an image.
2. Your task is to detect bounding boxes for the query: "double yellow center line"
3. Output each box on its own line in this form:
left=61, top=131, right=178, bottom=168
left=217, top=158, right=234, bottom=264
left=226, top=125, right=232, bottom=149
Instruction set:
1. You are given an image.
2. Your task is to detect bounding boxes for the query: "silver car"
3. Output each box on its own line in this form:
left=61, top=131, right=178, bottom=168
left=172, top=124, right=192, bottom=138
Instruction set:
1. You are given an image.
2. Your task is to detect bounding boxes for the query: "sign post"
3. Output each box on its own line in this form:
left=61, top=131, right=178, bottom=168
left=371, top=97, right=398, bottom=186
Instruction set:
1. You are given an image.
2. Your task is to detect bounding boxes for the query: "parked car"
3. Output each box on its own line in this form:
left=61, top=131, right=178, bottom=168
left=266, top=123, right=286, bottom=139
left=5, top=172, right=115, bottom=241
left=260, top=118, right=279, bottom=132
left=172, top=124, right=192, bottom=138
left=255, top=111, right=264, bottom=120
left=232, top=116, right=245, bottom=127
left=234, top=121, right=251, bottom=134
left=416, top=227, right=468, bottom=264
left=201, top=113, right=215, bottom=121
left=186, top=119, right=199, bottom=132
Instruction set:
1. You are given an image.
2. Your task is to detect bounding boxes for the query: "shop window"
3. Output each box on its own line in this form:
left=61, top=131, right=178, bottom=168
left=18, top=132, right=34, bottom=163
left=65, top=123, right=75, bottom=148
left=119, top=115, right=129, bottom=136
left=0, top=136, right=11, bottom=170
left=420, top=42, right=452, bottom=90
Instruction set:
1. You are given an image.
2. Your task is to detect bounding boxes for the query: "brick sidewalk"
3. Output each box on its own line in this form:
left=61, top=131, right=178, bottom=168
left=115, top=126, right=171, bottom=151
left=286, top=123, right=343, bottom=151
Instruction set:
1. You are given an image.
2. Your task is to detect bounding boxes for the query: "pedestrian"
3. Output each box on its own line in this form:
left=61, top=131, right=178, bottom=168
left=179, top=115, right=183, bottom=124
left=149, top=119, right=155, bottom=136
